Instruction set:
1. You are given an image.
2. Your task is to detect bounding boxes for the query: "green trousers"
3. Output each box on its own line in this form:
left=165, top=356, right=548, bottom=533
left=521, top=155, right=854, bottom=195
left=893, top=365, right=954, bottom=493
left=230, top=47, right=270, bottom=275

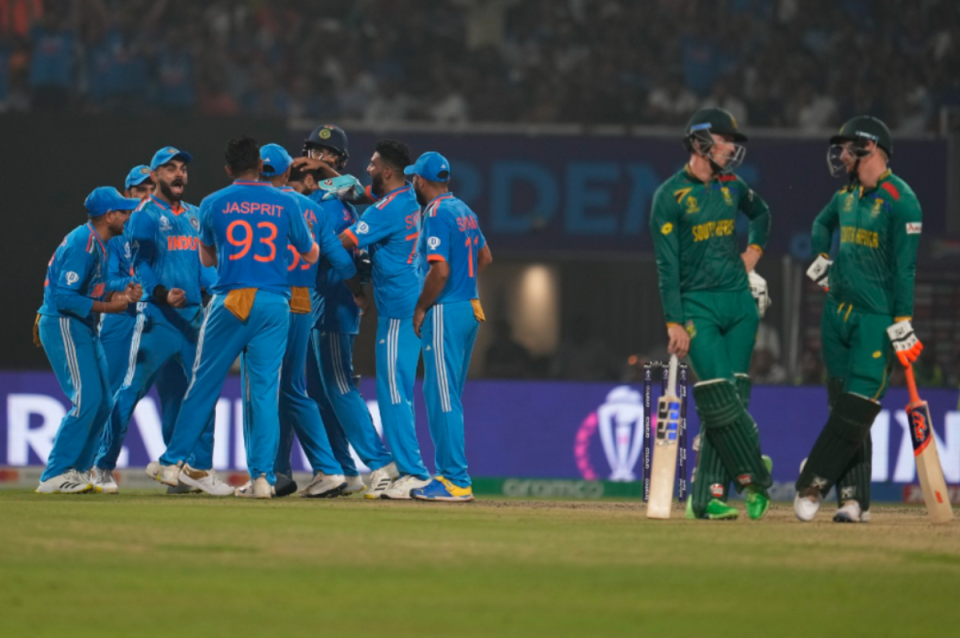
left=683, top=289, right=758, bottom=382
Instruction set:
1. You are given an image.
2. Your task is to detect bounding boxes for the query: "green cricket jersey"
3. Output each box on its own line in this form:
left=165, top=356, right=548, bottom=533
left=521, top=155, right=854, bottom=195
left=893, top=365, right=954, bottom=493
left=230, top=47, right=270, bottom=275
left=650, top=166, right=771, bottom=324
left=811, top=170, right=921, bottom=318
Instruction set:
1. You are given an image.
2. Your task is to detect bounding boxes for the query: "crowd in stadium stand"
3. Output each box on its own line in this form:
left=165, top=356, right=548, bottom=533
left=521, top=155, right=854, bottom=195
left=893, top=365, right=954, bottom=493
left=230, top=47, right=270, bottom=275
left=0, top=0, right=956, bottom=130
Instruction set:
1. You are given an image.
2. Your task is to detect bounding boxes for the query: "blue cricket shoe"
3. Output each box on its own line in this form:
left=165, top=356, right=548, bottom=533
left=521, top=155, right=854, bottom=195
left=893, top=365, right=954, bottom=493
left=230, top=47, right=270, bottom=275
left=412, top=476, right=475, bottom=503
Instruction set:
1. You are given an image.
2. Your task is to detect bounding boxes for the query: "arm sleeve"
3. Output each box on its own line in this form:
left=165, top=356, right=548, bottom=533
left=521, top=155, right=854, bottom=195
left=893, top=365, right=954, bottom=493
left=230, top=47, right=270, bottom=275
left=811, top=196, right=840, bottom=256
left=425, top=211, right=453, bottom=263
left=287, top=198, right=315, bottom=255
left=738, top=179, right=771, bottom=250
left=199, top=200, right=216, bottom=247
left=347, top=205, right=395, bottom=249
left=314, top=208, right=357, bottom=280
left=892, top=195, right=922, bottom=318
left=127, top=211, right=163, bottom=297
left=53, top=243, right=95, bottom=317
left=104, top=238, right=135, bottom=293
left=650, top=187, right=684, bottom=325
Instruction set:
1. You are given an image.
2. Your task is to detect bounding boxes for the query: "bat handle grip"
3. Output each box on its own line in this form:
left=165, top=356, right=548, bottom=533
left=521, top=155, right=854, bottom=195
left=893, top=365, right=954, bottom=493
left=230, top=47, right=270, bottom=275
left=903, top=363, right=922, bottom=406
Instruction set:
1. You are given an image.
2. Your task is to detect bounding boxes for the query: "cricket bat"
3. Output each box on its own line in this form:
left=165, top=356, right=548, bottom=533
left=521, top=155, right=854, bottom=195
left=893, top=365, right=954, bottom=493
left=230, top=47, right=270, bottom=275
left=647, top=355, right=681, bottom=520
left=904, top=364, right=953, bottom=525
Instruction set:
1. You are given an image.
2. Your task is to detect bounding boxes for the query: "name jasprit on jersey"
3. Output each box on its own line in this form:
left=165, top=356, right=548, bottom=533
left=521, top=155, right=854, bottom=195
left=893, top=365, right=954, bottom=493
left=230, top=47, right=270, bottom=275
left=222, top=202, right=284, bottom=216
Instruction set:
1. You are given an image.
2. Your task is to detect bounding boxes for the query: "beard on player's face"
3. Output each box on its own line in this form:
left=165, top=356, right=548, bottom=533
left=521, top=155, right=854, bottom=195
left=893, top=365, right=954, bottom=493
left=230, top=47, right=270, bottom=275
left=370, top=171, right=385, bottom=197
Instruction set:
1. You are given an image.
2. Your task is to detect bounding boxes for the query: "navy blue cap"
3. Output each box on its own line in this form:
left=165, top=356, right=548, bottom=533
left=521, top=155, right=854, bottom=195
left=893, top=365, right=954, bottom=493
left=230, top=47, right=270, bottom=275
left=404, top=151, right=451, bottom=182
left=124, top=165, right=153, bottom=190
left=149, top=146, right=193, bottom=170
left=85, top=187, right=141, bottom=217
left=260, top=143, right=293, bottom=177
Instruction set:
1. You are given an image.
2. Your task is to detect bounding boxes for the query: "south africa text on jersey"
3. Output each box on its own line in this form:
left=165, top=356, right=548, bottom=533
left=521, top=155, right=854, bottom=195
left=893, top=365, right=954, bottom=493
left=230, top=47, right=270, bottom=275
left=222, top=201, right=285, bottom=216
left=840, top=226, right=879, bottom=248
left=691, top=220, right=735, bottom=242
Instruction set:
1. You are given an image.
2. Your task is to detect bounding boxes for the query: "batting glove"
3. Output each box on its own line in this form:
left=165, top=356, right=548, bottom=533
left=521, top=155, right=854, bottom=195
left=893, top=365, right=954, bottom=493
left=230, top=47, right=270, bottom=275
left=319, top=175, right=365, bottom=202
left=748, top=270, right=771, bottom=318
left=887, top=319, right=923, bottom=367
left=806, top=254, right=832, bottom=290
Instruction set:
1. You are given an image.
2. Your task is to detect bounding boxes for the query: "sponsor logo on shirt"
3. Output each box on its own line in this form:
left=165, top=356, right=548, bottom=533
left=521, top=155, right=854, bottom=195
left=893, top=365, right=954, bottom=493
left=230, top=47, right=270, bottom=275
left=906, top=223, right=922, bottom=235
left=428, top=237, right=441, bottom=250
left=159, top=215, right=173, bottom=232
left=685, top=196, right=700, bottom=214
left=124, top=242, right=131, bottom=259
left=357, top=221, right=370, bottom=235
left=660, top=222, right=673, bottom=235
left=65, top=271, right=79, bottom=285
left=190, top=217, right=200, bottom=231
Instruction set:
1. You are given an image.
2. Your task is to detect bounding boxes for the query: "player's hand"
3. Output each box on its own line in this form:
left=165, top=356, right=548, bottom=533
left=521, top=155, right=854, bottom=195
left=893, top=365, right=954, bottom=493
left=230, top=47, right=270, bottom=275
left=806, top=254, right=832, bottom=290
left=353, top=291, right=369, bottom=315
left=666, top=324, right=690, bottom=359
left=741, top=245, right=762, bottom=272
left=748, top=271, right=771, bottom=318
left=413, top=307, right=426, bottom=338
left=167, top=288, right=187, bottom=308
left=887, top=319, right=923, bottom=367
left=124, top=282, right=143, bottom=303
left=318, top=175, right=366, bottom=202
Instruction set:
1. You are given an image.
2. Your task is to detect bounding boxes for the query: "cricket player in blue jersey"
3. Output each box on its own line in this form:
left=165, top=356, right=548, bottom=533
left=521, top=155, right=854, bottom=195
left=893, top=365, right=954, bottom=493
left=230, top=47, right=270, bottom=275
left=406, top=153, right=492, bottom=502
left=150, top=136, right=318, bottom=499
left=97, top=146, right=231, bottom=496
left=91, top=164, right=193, bottom=494
left=35, top=187, right=142, bottom=493
left=339, top=139, right=430, bottom=499
left=255, top=143, right=361, bottom=498
left=291, top=126, right=399, bottom=496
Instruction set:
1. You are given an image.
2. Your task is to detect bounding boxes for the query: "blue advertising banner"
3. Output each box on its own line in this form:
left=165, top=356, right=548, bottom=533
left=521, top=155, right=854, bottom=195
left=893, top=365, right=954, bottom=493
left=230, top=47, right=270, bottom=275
left=2, top=371, right=958, bottom=496
left=290, top=129, right=947, bottom=256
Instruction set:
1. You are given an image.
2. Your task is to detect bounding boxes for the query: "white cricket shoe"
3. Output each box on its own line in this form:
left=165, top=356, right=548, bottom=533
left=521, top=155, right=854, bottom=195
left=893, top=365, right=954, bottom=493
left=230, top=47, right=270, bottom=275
left=794, top=488, right=822, bottom=522
left=235, top=475, right=273, bottom=499
left=145, top=460, right=180, bottom=487
left=299, top=472, right=347, bottom=498
left=364, top=461, right=399, bottom=500
left=36, top=469, right=93, bottom=494
left=91, top=468, right=119, bottom=494
left=380, top=474, right=431, bottom=500
left=179, top=464, right=235, bottom=496
left=833, top=500, right=869, bottom=523
left=342, top=475, right=366, bottom=496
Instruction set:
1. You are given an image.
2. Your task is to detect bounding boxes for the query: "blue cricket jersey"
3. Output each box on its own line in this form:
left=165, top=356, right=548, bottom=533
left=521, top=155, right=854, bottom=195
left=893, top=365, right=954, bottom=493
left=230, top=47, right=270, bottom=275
left=125, top=194, right=206, bottom=308
left=281, top=187, right=356, bottom=289
left=313, top=193, right=362, bottom=334
left=423, top=193, right=486, bottom=304
left=39, top=222, right=122, bottom=328
left=344, top=184, right=423, bottom=319
left=199, top=180, right=314, bottom=296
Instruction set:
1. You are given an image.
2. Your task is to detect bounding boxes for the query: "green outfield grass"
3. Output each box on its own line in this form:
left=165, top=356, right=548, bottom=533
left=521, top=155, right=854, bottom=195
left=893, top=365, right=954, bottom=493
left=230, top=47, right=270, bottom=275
left=2, top=490, right=959, bottom=638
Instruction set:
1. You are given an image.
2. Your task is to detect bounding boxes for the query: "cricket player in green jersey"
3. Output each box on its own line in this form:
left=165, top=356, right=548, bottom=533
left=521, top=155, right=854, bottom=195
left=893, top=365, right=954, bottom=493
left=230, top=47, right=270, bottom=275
left=796, top=116, right=923, bottom=523
left=650, top=107, right=774, bottom=521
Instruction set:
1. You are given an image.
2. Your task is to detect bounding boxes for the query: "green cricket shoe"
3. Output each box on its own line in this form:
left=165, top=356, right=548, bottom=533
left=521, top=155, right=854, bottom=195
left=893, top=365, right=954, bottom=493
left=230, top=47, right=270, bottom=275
left=685, top=496, right=739, bottom=520
left=745, top=454, right=774, bottom=520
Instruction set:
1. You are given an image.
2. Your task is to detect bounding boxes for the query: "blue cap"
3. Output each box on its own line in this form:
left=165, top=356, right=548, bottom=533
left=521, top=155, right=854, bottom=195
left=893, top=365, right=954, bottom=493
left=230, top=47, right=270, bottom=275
left=404, top=151, right=451, bottom=182
left=260, top=143, right=293, bottom=177
left=84, top=187, right=141, bottom=217
left=124, top=165, right=153, bottom=190
left=149, top=146, right=193, bottom=170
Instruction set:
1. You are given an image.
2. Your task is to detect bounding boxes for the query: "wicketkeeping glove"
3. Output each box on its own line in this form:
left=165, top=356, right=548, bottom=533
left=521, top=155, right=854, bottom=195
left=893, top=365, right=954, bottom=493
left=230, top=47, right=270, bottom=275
left=748, top=270, right=771, bottom=318
left=806, top=254, right=832, bottom=290
left=887, top=319, right=923, bottom=366
left=319, top=175, right=365, bottom=202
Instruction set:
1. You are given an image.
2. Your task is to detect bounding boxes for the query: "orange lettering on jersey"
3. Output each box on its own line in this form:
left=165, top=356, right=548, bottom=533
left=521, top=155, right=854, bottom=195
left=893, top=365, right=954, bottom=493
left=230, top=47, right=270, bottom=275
left=456, top=216, right=478, bottom=232
left=92, top=283, right=106, bottom=298
left=405, top=211, right=422, bottom=230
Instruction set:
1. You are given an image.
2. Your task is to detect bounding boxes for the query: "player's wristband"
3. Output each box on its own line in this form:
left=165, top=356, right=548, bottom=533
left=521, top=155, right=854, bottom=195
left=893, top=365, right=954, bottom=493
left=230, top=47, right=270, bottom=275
left=153, top=285, right=169, bottom=305
left=747, top=244, right=763, bottom=255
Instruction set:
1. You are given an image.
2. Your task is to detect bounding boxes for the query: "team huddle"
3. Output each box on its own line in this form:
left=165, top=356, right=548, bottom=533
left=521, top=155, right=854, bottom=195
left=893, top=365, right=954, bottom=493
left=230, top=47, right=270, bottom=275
left=34, top=124, right=490, bottom=502
left=652, top=108, right=925, bottom=523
